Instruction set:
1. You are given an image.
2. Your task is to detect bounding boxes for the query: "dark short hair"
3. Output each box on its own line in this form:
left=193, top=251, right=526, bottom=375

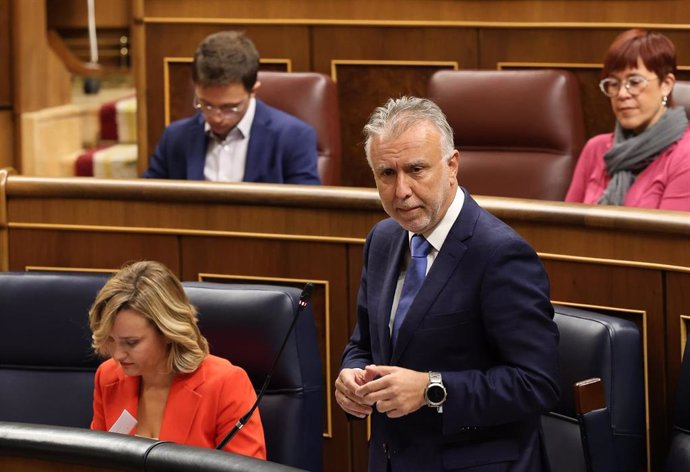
left=192, top=31, right=260, bottom=91
left=602, top=29, right=676, bottom=81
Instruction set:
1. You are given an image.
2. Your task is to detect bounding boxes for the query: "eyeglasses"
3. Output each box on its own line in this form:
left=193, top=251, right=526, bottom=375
left=193, top=95, right=248, bottom=118
left=598, top=75, right=658, bottom=98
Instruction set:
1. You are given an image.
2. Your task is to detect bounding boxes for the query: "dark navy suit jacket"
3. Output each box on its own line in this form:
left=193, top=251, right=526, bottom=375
left=342, top=190, right=560, bottom=472
left=143, top=99, right=320, bottom=184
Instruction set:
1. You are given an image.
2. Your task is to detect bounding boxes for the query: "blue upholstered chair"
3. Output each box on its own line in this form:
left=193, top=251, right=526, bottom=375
left=665, top=337, right=690, bottom=471
left=542, top=304, right=645, bottom=472
left=0, top=272, right=323, bottom=472
left=183, top=282, right=323, bottom=472
left=0, top=271, right=109, bottom=428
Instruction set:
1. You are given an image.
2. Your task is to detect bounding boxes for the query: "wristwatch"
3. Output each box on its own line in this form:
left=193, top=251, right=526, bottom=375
left=424, top=371, right=447, bottom=413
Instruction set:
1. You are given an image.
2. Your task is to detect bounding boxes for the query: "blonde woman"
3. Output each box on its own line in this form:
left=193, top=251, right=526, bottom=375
left=88, top=260, right=265, bottom=458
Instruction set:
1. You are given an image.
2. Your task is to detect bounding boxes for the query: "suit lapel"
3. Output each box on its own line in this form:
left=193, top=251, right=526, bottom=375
left=377, top=229, right=407, bottom=364
left=391, top=190, right=480, bottom=363
left=103, top=369, right=140, bottom=433
left=243, top=100, right=274, bottom=182
left=159, top=362, right=205, bottom=444
left=187, top=114, right=208, bottom=180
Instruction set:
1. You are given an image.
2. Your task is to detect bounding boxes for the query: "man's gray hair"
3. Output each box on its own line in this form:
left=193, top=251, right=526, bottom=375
left=363, top=96, right=455, bottom=166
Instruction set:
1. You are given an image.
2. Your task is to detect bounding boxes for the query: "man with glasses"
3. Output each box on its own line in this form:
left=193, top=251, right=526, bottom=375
left=144, top=31, right=320, bottom=184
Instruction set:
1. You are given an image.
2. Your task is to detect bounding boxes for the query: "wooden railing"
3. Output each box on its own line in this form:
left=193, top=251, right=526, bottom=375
left=2, top=171, right=690, bottom=471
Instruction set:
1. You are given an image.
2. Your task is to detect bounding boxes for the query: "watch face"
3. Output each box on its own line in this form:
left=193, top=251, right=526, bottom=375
left=427, top=384, right=446, bottom=403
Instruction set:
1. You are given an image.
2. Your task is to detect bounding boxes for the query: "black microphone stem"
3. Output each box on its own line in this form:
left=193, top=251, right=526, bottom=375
left=216, top=283, right=314, bottom=450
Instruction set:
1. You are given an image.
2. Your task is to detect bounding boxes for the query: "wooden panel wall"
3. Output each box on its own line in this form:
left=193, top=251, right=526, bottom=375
left=46, top=0, right=131, bottom=29
left=12, top=0, right=71, bottom=114
left=134, top=1, right=690, bottom=186
left=3, top=173, right=690, bottom=471
left=0, top=0, right=13, bottom=171
left=0, top=112, right=15, bottom=170
left=140, top=0, right=690, bottom=24
left=0, top=0, right=10, bottom=109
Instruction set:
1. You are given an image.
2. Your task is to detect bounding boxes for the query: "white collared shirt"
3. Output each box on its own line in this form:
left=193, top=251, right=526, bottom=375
left=203, top=97, right=256, bottom=182
left=389, top=187, right=465, bottom=334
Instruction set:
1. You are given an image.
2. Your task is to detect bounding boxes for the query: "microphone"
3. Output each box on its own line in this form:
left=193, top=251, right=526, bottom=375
left=216, top=282, right=314, bottom=450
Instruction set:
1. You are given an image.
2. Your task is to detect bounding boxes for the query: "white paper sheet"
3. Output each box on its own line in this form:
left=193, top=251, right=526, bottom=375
left=109, top=409, right=137, bottom=435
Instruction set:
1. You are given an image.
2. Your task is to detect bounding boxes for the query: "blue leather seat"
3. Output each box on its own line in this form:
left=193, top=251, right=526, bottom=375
left=542, top=304, right=645, bottom=472
left=0, top=271, right=108, bottom=428
left=183, top=282, right=323, bottom=472
left=0, top=272, right=323, bottom=472
left=665, top=338, right=690, bottom=471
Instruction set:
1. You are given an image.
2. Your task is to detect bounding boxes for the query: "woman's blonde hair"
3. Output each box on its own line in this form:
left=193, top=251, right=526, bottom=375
left=88, top=260, right=209, bottom=373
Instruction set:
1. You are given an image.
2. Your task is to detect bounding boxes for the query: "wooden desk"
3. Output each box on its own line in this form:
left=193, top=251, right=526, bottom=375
left=2, top=172, right=689, bottom=471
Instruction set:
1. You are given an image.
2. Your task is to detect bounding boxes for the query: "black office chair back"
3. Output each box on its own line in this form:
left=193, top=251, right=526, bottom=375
left=0, top=272, right=108, bottom=428
left=543, top=305, right=645, bottom=472
left=184, top=282, right=323, bottom=472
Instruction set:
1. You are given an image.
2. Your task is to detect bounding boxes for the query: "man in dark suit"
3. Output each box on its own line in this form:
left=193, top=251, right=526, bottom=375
left=144, top=31, right=319, bottom=184
left=336, top=97, right=560, bottom=471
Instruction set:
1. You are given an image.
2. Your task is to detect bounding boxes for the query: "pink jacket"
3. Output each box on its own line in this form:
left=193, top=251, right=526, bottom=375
left=565, top=127, right=690, bottom=211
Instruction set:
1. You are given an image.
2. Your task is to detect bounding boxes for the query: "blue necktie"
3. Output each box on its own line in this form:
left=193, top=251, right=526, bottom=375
left=392, top=234, right=432, bottom=346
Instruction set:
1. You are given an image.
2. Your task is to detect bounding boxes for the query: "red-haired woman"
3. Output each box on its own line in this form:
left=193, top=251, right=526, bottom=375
left=566, top=29, right=690, bottom=210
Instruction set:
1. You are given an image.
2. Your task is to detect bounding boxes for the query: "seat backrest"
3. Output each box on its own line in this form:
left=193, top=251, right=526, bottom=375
left=427, top=69, right=586, bottom=200
left=542, top=304, right=645, bottom=472
left=255, top=71, right=342, bottom=186
left=665, top=337, right=690, bottom=471
left=672, top=80, right=690, bottom=121
left=0, top=272, right=108, bottom=428
left=183, top=282, right=323, bottom=472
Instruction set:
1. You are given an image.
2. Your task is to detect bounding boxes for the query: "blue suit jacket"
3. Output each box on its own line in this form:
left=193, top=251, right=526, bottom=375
left=342, top=190, right=560, bottom=472
left=144, top=99, right=320, bottom=184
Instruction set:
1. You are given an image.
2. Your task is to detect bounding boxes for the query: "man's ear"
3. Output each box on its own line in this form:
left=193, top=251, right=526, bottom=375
left=251, top=81, right=261, bottom=94
left=448, top=150, right=460, bottom=181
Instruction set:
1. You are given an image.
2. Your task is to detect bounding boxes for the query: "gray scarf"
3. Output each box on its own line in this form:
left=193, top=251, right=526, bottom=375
left=598, top=106, right=688, bottom=206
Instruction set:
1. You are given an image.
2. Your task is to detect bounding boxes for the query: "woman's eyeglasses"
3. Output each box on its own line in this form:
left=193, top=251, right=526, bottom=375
left=598, top=75, right=658, bottom=98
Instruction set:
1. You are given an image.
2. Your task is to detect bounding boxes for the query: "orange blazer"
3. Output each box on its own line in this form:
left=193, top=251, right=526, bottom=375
left=91, top=354, right=266, bottom=459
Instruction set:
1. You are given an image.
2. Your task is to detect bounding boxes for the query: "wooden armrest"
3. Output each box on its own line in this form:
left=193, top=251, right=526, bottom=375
left=575, top=377, right=605, bottom=414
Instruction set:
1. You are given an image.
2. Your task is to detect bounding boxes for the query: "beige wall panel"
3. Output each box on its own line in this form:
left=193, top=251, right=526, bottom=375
left=0, top=112, right=15, bottom=170
left=19, top=105, right=84, bottom=177
left=141, top=0, right=690, bottom=24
